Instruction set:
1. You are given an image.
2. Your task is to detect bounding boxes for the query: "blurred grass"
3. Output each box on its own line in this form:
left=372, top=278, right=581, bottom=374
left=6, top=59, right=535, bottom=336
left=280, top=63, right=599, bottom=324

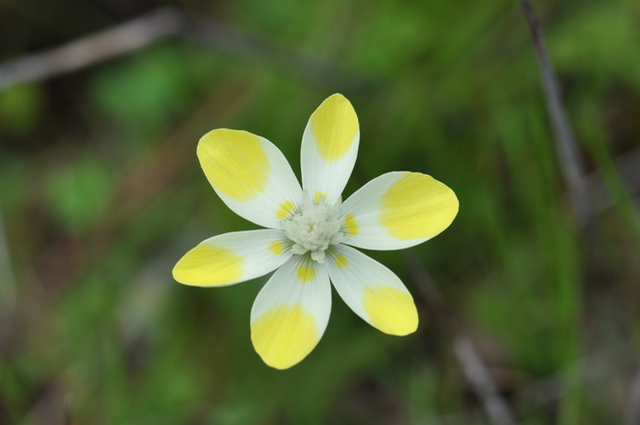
left=1, top=0, right=640, bottom=424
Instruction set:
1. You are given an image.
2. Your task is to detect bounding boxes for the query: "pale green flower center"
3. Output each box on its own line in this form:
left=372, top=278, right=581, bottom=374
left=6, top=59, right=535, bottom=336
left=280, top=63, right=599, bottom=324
left=281, top=193, right=346, bottom=263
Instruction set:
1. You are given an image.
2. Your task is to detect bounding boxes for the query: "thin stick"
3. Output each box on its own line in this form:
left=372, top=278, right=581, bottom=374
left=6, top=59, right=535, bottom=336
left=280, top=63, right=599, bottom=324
left=415, top=342, right=632, bottom=422
left=0, top=201, right=17, bottom=373
left=623, top=371, right=640, bottom=425
left=64, top=394, right=74, bottom=425
left=0, top=8, right=369, bottom=92
left=0, top=8, right=182, bottom=91
left=454, top=337, right=518, bottom=425
left=404, top=252, right=518, bottom=425
left=519, top=0, right=593, bottom=227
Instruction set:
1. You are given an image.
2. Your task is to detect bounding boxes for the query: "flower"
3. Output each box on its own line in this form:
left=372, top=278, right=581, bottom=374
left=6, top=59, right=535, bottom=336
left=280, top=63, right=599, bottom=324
left=173, top=94, right=459, bottom=369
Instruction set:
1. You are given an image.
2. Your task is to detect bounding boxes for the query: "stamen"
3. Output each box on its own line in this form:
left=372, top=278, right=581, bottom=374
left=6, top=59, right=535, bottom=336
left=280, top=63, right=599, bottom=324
left=281, top=194, right=346, bottom=263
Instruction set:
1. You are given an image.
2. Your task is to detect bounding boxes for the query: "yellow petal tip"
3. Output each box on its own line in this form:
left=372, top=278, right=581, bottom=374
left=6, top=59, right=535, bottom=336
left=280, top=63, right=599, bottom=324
left=197, top=129, right=271, bottom=201
left=310, top=95, right=359, bottom=162
left=172, top=243, right=244, bottom=287
left=380, top=173, right=458, bottom=241
left=251, top=305, right=319, bottom=369
left=363, top=286, right=418, bottom=336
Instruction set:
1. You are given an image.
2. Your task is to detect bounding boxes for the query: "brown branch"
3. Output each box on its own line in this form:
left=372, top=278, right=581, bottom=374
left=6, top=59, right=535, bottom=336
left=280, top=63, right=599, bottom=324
left=0, top=8, right=182, bottom=91
left=624, top=371, right=640, bottom=425
left=0, top=201, right=17, bottom=368
left=453, top=336, right=518, bottom=425
left=415, top=341, right=633, bottom=422
left=0, top=7, right=373, bottom=93
left=519, top=0, right=594, bottom=227
left=404, top=252, right=518, bottom=425
left=64, top=394, right=74, bottom=425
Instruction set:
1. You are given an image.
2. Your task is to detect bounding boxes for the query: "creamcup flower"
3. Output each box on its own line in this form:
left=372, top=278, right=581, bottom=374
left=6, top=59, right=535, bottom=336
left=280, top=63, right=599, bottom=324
left=173, top=94, right=459, bottom=369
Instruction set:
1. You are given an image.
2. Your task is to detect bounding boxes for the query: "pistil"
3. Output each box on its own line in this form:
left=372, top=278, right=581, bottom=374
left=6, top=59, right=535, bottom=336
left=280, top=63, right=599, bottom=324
left=281, top=193, right=347, bottom=263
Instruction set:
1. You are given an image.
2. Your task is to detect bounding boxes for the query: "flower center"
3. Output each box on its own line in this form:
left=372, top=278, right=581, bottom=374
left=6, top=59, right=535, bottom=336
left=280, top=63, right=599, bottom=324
left=281, top=193, right=347, bottom=263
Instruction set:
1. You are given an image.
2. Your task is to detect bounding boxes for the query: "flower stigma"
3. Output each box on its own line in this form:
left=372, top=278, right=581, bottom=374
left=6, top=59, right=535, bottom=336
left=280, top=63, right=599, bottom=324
left=281, top=192, right=347, bottom=263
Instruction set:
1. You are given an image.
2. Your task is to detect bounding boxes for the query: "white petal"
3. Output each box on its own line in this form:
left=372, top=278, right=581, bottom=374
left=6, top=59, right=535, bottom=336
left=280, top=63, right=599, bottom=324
left=326, top=245, right=418, bottom=336
left=198, top=129, right=303, bottom=229
left=173, top=229, right=292, bottom=287
left=250, top=256, right=331, bottom=369
left=301, top=94, right=360, bottom=206
left=340, top=172, right=458, bottom=250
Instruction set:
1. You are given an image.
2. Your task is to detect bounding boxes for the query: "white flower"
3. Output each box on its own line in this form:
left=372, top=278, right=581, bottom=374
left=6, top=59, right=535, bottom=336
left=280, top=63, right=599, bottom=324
left=173, top=94, right=459, bottom=369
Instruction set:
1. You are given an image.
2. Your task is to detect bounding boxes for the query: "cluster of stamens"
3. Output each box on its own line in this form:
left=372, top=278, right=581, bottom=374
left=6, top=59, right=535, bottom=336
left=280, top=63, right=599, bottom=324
left=280, top=192, right=347, bottom=263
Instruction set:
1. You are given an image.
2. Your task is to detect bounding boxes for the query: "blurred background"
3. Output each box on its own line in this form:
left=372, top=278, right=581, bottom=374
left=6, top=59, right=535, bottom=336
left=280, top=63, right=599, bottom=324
left=1, top=0, right=640, bottom=424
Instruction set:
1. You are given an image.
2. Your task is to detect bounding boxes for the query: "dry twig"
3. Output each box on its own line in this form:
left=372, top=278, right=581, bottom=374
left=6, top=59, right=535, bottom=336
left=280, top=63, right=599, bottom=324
left=0, top=201, right=17, bottom=366
left=405, top=252, right=518, bottom=425
left=0, top=7, right=370, bottom=92
left=0, top=8, right=181, bottom=91
left=518, top=0, right=593, bottom=227
left=623, top=371, right=640, bottom=425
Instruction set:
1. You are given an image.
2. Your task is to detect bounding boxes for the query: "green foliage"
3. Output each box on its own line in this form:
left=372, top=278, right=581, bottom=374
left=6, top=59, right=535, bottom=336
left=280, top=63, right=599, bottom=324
left=44, top=156, right=113, bottom=232
left=90, top=42, right=222, bottom=144
left=1, top=0, right=639, bottom=424
left=0, top=83, right=44, bottom=136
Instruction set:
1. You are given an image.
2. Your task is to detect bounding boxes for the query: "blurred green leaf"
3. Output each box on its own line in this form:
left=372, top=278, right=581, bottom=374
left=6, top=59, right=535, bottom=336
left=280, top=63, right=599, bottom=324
left=90, top=43, right=195, bottom=141
left=44, top=156, right=113, bottom=232
left=0, top=83, right=44, bottom=137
